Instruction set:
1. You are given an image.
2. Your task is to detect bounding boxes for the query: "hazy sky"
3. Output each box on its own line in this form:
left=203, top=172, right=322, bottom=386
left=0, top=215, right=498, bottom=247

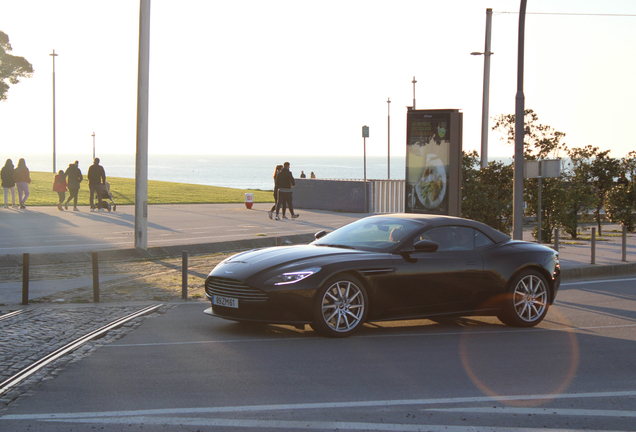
left=1, top=0, right=635, bottom=158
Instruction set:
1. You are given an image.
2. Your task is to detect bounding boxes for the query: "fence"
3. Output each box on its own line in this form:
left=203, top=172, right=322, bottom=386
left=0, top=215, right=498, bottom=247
left=370, top=180, right=405, bottom=214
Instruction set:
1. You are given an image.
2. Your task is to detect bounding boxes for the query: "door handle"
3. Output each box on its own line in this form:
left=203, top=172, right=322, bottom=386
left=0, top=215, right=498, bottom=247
left=465, top=261, right=477, bottom=266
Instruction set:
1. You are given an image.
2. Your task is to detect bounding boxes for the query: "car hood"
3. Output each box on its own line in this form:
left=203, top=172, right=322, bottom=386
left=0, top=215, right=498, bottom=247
left=210, top=244, right=370, bottom=279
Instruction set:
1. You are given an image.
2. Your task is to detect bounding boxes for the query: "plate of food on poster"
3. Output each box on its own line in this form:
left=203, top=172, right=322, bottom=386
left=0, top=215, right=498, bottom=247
left=415, top=157, right=447, bottom=210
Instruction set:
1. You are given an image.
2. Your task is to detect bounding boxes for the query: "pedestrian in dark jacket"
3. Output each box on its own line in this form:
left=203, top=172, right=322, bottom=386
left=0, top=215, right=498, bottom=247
left=14, top=158, right=31, bottom=209
left=1, top=159, right=17, bottom=208
left=87, top=158, right=106, bottom=211
left=64, top=161, right=83, bottom=211
left=274, top=161, right=299, bottom=220
left=268, top=164, right=284, bottom=220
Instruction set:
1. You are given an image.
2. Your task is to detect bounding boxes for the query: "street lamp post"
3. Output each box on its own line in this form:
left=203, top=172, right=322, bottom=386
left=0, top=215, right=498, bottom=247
left=471, top=8, right=493, bottom=169
left=50, top=49, right=58, bottom=173
left=387, top=97, right=391, bottom=179
left=92, top=132, right=96, bottom=159
left=513, top=0, right=528, bottom=240
left=411, top=76, right=417, bottom=109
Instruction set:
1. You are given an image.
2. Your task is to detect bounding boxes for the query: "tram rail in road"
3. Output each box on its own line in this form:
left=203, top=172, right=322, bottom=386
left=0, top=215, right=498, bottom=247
left=0, top=304, right=162, bottom=397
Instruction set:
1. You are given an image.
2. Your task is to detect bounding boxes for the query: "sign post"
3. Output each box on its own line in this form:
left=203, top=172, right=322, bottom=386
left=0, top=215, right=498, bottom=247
left=362, top=125, right=369, bottom=213
left=524, top=159, right=561, bottom=243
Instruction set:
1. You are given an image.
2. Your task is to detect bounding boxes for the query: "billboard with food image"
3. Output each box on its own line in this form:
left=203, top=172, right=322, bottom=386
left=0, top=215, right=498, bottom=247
left=405, top=109, right=462, bottom=216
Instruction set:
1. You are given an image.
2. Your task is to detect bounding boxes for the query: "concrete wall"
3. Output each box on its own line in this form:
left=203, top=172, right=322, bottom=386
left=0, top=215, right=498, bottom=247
left=292, top=179, right=368, bottom=213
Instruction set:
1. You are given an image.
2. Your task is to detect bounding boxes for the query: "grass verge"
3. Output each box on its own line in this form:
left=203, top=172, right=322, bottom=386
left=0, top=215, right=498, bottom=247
left=17, top=172, right=274, bottom=206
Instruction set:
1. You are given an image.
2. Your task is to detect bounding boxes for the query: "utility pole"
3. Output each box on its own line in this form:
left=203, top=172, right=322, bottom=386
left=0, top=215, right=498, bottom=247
left=50, top=49, right=58, bottom=173
left=513, top=0, right=528, bottom=240
left=387, top=97, right=391, bottom=179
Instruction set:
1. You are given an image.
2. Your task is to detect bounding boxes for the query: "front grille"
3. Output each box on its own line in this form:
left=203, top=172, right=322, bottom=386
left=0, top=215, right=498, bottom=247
left=205, top=277, right=268, bottom=303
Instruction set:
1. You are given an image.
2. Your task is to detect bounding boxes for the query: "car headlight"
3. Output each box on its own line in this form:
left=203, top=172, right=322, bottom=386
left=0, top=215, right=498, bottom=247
left=268, top=267, right=321, bottom=285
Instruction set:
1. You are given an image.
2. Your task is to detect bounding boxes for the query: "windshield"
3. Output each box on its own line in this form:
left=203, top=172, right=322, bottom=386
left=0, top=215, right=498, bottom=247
left=312, top=217, right=424, bottom=252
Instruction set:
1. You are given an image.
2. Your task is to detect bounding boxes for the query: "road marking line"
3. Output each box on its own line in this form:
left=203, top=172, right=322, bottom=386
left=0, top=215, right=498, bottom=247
left=424, top=407, right=636, bottom=417
left=38, top=416, right=622, bottom=431
left=4, top=390, right=636, bottom=420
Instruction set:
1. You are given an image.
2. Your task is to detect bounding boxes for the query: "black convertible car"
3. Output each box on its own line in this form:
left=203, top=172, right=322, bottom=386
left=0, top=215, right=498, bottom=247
left=204, top=214, right=560, bottom=337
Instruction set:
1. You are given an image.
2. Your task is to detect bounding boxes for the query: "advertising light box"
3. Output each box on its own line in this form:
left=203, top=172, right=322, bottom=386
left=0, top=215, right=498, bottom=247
left=405, top=109, right=462, bottom=216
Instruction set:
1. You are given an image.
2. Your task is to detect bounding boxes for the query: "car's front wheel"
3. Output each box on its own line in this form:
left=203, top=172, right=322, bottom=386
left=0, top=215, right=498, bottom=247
left=498, top=270, right=550, bottom=327
left=310, top=274, right=368, bottom=338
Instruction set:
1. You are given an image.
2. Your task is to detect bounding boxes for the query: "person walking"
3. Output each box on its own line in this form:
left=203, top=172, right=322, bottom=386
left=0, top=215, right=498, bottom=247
left=274, top=161, right=299, bottom=220
left=64, top=161, right=83, bottom=211
left=14, top=158, right=31, bottom=209
left=268, top=164, right=283, bottom=220
left=87, top=157, right=106, bottom=212
left=1, top=159, right=17, bottom=209
left=53, top=170, right=68, bottom=210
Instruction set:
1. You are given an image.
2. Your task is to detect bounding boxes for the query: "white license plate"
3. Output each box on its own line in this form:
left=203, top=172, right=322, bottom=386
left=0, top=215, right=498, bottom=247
left=212, top=295, right=238, bottom=309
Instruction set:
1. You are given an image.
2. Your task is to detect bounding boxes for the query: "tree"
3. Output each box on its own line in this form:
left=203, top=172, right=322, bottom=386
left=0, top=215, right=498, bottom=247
left=0, top=30, right=34, bottom=101
left=606, top=151, right=636, bottom=232
left=492, top=109, right=567, bottom=243
left=588, top=149, right=620, bottom=236
left=560, top=146, right=595, bottom=239
left=461, top=150, right=513, bottom=234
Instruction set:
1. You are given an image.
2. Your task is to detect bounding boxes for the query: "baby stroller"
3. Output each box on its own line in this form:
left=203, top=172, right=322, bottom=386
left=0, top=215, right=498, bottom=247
left=97, top=182, right=117, bottom=212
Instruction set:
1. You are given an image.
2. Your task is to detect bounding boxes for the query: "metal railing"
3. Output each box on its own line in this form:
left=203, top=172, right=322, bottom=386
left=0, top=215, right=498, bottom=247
left=370, top=180, right=405, bottom=214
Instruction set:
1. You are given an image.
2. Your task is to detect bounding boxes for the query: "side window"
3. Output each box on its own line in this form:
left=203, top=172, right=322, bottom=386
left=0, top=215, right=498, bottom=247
left=475, top=230, right=495, bottom=249
left=418, top=226, right=475, bottom=251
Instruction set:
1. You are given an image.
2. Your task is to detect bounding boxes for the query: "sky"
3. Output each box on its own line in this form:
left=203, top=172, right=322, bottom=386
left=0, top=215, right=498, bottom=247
left=1, top=0, right=635, bottom=159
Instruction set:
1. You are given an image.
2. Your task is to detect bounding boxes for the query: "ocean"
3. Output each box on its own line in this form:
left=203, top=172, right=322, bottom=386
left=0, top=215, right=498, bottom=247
left=4, top=154, right=408, bottom=191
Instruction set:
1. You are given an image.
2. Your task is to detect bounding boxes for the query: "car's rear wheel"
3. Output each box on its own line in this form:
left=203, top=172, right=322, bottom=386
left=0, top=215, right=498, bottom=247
left=310, top=274, right=368, bottom=338
left=498, top=270, right=549, bottom=327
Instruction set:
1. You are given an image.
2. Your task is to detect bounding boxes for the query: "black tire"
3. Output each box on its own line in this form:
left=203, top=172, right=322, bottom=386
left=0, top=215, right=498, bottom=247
left=498, top=269, right=550, bottom=327
left=309, top=274, right=368, bottom=338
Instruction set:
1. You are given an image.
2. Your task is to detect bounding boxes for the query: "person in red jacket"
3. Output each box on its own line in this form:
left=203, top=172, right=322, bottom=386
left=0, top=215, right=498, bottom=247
left=53, top=170, right=68, bottom=211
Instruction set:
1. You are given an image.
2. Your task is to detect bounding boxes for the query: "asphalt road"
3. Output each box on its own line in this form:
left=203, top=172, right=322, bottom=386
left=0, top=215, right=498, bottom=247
left=2, top=275, right=636, bottom=431
left=0, top=203, right=367, bottom=255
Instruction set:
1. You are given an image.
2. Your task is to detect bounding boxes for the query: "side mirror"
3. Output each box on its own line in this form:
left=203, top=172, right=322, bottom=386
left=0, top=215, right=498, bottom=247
left=314, top=230, right=328, bottom=240
left=413, top=239, right=439, bottom=253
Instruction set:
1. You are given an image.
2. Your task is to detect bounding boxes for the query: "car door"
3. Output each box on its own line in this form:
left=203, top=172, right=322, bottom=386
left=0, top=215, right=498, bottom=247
left=379, top=226, right=485, bottom=319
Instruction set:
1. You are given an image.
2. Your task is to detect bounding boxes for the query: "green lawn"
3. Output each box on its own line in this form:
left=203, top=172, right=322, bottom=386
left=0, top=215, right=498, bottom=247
left=19, top=172, right=274, bottom=206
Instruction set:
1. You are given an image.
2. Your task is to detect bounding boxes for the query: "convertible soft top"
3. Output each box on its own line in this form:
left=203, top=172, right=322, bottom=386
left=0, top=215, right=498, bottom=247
left=367, top=213, right=512, bottom=244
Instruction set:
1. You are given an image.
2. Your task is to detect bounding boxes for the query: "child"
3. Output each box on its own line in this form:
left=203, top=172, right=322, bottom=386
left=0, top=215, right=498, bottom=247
left=53, top=170, right=68, bottom=210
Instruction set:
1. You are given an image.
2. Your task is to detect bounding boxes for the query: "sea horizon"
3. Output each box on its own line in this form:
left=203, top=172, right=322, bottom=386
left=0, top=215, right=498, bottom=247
left=2, top=153, right=514, bottom=191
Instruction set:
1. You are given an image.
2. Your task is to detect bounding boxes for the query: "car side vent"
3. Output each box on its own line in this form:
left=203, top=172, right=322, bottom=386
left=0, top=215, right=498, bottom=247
left=205, top=277, right=269, bottom=302
left=359, top=268, right=395, bottom=277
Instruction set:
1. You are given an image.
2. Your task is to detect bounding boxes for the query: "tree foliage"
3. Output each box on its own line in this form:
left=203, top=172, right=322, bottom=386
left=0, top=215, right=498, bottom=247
left=0, top=30, right=34, bottom=102
left=492, top=109, right=567, bottom=242
left=461, top=150, right=512, bottom=234
left=560, top=146, right=595, bottom=239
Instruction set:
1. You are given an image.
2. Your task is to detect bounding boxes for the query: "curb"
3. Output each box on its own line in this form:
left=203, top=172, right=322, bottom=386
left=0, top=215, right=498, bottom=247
left=560, top=262, right=636, bottom=280
left=0, top=233, right=317, bottom=268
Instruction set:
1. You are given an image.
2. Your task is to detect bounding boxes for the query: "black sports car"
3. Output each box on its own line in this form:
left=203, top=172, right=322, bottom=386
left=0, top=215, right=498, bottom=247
left=204, top=214, right=560, bottom=338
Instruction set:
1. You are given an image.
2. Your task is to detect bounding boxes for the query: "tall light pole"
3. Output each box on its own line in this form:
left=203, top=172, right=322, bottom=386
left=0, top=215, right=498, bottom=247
left=387, top=97, right=391, bottom=179
left=513, top=0, right=528, bottom=240
left=92, top=132, right=96, bottom=159
left=50, top=49, right=58, bottom=173
left=411, top=76, right=417, bottom=109
left=135, top=0, right=151, bottom=250
left=471, top=8, right=493, bottom=169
